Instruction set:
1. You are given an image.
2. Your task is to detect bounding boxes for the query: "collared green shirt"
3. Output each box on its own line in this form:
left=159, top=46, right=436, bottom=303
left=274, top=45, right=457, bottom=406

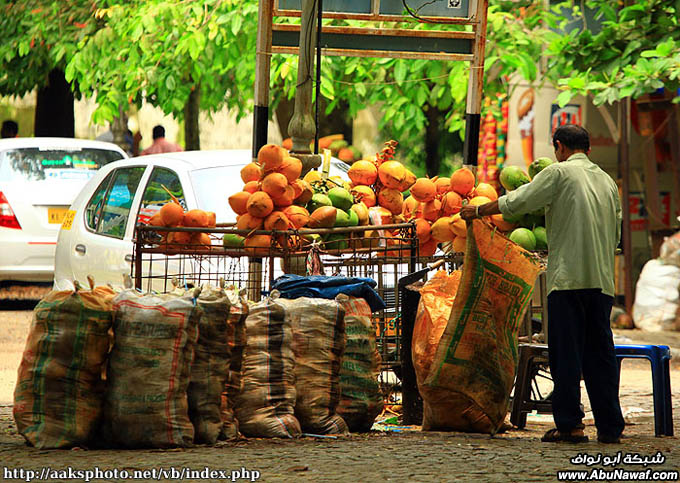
left=497, top=153, right=621, bottom=296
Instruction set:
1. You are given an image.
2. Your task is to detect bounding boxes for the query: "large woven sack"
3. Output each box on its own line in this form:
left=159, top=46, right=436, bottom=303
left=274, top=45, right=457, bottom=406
left=278, top=296, right=348, bottom=435
left=220, top=288, right=249, bottom=440
left=235, top=293, right=300, bottom=438
left=335, top=296, right=383, bottom=432
left=422, top=220, right=541, bottom=433
left=14, top=285, right=114, bottom=449
left=188, top=285, right=232, bottom=444
left=105, top=290, right=200, bottom=448
left=412, top=269, right=462, bottom=390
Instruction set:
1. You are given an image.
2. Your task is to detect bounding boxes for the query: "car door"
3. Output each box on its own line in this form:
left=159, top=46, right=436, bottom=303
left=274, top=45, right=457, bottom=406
left=69, top=165, right=147, bottom=286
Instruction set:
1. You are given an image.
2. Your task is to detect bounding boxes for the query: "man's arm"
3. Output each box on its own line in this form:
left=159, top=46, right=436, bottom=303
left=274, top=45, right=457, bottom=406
left=460, top=200, right=500, bottom=221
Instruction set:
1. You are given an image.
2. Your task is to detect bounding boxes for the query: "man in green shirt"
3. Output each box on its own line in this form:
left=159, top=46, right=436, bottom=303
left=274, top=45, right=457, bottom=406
left=461, top=124, right=624, bottom=444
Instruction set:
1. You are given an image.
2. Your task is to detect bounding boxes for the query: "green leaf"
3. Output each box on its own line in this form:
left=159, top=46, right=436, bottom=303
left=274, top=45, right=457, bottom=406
left=319, top=80, right=334, bottom=100
left=166, top=75, right=176, bottom=91
left=394, top=61, right=407, bottom=83
left=557, top=90, right=573, bottom=108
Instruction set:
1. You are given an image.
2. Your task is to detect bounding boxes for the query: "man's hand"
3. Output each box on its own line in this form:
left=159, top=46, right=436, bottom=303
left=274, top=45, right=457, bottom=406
left=460, top=204, right=479, bottom=221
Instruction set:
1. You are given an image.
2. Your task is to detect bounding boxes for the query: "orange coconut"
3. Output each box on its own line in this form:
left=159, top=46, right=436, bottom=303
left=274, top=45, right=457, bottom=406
left=192, top=232, right=213, bottom=249
left=452, top=235, right=467, bottom=253
left=440, top=191, right=463, bottom=216
left=206, top=212, right=216, bottom=228
left=283, top=205, right=310, bottom=229
left=182, top=210, right=208, bottom=228
left=243, top=180, right=260, bottom=194
left=236, top=213, right=263, bottom=231
left=420, top=237, right=438, bottom=257
left=272, top=184, right=295, bottom=208
left=246, top=191, right=274, bottom=218
left=450, top=167, right=475, bottom=197
left=294, top=179, right=314, bottom=205
left=244, top=234, right=272, bottom=256
left=422, top=199, right=442, bottom=222
left=264, top=211, right=290, bottom=231
left=282, top=138, right=293, bottom=150
left=450, top=214, right=467, bottom=238
left=240, top=162, right=262, bottom=183
left=278, top=156, right=303, bottom=182
left=377, top=188, right=403, bottom=215
left=309, top=206, right=337, bottom=228
left=473, top=182, right=498, bottom=201
left=468, top=196, right=492, bottom=208
left=290, top=179, right=303, bottom=199
left=228, top=191, right=251, bottom=216
left=397, top=169, right=417, bottom=192
left=351, top=185, right=377, bottom=208
left=401, top=195, right=420, bottom=220
left=168, top=230, right=193, bottom=246
left=435, top=177, right=451, bottom=195
left=160, top=202, right=184, bottom=227
left=414, top=218, right=432, bottom=244
left=491, top=213, right=516, bottom=232
left=347, top=160, right=378, bottom=186
left=261, top=172, right=289, bottom=200
left=257, top=144, right=287, bottom=172
left=410, top=178, right=437, bottom=203
left=148, top=211, right=163, bottom=227
left=431, top=217, right=456, bottom=242
left=378, top=161, right=407, bottom=190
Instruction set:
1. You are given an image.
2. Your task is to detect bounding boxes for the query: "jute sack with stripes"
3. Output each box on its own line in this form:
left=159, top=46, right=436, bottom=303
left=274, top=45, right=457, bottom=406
left=105, top=290, right=200, bottom=448
left=13, top=284, right=115, bottom=449
left=335, top=296, right=383, bottom=432
left=278, top=295, right=348, bottom=435
left=220, top=288, right=249, bottom=440
left=188, top=285, right=233, bottom=445
left=235, top=292, right=300, bottom=438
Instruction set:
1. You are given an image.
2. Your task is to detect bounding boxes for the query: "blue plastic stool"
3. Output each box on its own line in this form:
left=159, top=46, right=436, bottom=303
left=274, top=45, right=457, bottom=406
left=615, top=344, right=673, bottom=437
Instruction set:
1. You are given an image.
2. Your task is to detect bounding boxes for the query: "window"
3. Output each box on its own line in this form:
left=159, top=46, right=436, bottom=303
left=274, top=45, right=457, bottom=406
left=85, top=172, right=114, bottom=231
left=138, top=167, right=186, bottom=224
left=87, top=167, right=145, bottom=238
left=0, top=148, right=124, bottom=182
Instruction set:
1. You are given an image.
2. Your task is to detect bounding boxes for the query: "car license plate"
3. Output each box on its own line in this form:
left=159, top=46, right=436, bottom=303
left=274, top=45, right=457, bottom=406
left=48, top=207, right=70, bottom=224
left=60, top=210, right=76, bottom=230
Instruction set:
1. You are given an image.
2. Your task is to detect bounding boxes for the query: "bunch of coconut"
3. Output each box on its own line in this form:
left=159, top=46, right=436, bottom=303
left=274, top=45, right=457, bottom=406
left=496, top=158, right=553, bottom=252
left=227, top=143, right=330, bottom=255
left=399, top=166, right=503, bottom=257
left=148, top=198, right=216, bottom=251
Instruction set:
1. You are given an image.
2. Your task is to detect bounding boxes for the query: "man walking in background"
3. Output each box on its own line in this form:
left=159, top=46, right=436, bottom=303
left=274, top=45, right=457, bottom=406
left=461, top=124, right=625, bottom=444
left=141, top=125, right=183, bottom=155
left=1, top=120, right=19, bottom=138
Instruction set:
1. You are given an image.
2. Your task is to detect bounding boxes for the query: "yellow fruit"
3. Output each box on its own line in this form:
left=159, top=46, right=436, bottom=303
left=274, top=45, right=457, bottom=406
left=431, top=217, right=456, bottom=242
left=450, top=214, right=467, bottom=238
left=347, top=160, right=378, bottom=186
left=378, top=161, right=407, bottom=190
left=351, top=185, right=377, bottom=208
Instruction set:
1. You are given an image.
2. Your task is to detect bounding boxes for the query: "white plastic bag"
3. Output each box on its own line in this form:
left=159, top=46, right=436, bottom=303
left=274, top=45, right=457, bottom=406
left=660, top=232, right=680, bottom=267
left=632, top=259, right=680, bottom=332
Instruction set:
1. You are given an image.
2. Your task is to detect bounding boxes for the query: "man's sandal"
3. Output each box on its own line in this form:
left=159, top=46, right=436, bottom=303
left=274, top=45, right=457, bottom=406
left=541, top=427, right=589, bottom=443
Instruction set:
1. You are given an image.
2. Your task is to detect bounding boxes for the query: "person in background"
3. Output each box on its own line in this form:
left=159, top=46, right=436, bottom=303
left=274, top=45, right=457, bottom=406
left=460, top=124, right=625, bottom=444
left=140, top=125, right=183, bottom=155
left=1, top=120, right=19, bottom=138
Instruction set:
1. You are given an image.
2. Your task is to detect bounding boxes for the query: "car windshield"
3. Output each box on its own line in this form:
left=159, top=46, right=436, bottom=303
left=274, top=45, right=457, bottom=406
left=0, top=147, right=124, bottom=182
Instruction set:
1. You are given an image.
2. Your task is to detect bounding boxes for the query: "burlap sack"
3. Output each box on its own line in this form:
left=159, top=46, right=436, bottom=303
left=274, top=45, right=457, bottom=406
left=335, top=296, right=383, bottom=432
left=220, top=288, right=249, bottom=440
left=412, top=269, right=462, bottom=389
left=105, top=290, right=200, bottom=448
left=278, top=296, right=348, bottom=435
left=13, top=285, right=114, bottom=449
left=188, top=285, right=232, bottom=444
left=422, top=220, right=541, bottom=434
left=235, top=292, right=300, bottom=438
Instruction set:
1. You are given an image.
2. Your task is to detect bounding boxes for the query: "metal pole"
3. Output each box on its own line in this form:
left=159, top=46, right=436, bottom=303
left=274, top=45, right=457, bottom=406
left=462, top=0, right=489, bottom=172
left=253, top=0, right=274, bottom=159
left=619, top=98, right=633, bottom=314
left=314, top=0, right=323, bottom=154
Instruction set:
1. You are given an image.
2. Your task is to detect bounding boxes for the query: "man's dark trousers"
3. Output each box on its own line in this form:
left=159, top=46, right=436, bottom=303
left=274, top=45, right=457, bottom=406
left=547, top=289, right=625, bottom=438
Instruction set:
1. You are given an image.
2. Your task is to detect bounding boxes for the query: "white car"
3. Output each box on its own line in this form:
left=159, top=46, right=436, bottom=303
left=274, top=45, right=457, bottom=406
left=0, top=137, right=127, bottom=283
left=53, top=149, right=351, bottom=291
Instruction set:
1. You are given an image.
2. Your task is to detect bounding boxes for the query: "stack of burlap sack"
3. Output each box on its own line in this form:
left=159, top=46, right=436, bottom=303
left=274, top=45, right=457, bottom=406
left=13, top=280, right=382, bottom=449
left=632, top=232, right=680, bottom=331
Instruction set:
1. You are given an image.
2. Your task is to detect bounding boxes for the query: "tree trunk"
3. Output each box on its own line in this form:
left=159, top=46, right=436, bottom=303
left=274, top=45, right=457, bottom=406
left=34, top=69, right=74, bottom=137
left=184, top=85, right=200, bottom=151
left=424, top=105, right=442, bottom=177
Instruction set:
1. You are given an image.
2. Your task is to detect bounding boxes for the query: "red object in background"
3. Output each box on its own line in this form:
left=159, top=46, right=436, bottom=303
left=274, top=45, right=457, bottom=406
left=0, top=191, right=21, bottom=229
left=629, top=192, right=671, bottom=231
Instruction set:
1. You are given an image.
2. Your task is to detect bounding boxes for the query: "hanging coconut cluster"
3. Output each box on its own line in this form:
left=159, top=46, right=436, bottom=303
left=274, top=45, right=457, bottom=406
left=282, top=134, right=363, bottom=164
left=149, top=193, right=216, bottom=251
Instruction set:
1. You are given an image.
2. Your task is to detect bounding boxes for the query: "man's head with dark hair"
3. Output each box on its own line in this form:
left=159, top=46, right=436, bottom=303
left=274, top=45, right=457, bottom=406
left=152, top=125, right=165, bottom=140
left=1, top=120, right=18, bottom=138
left=552, top=124, right=590, bottom=152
